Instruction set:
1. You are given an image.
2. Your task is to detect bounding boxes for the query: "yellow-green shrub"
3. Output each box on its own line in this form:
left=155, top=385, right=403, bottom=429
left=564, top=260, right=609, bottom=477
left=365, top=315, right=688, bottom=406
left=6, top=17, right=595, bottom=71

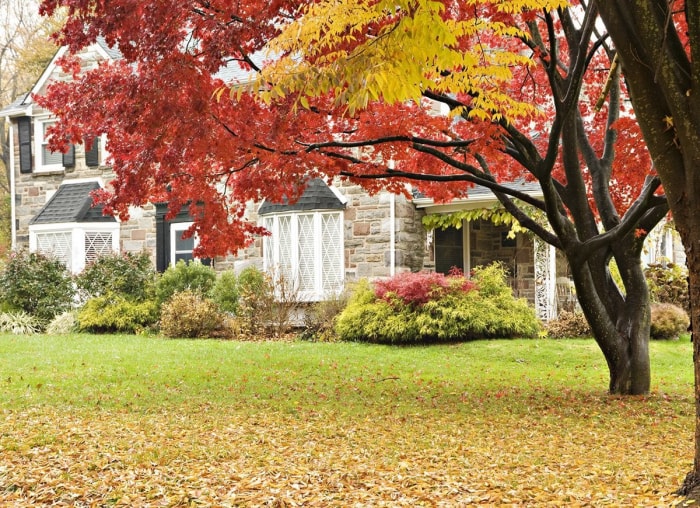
left=78, top=294, right=158, bottom=334
left=335, top=265, right=540, bottom=344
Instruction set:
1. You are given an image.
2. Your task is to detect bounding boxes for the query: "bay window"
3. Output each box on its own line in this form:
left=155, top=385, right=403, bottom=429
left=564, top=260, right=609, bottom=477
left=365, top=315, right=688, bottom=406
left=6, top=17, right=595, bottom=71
left=263, top=211, right=344, bottom=301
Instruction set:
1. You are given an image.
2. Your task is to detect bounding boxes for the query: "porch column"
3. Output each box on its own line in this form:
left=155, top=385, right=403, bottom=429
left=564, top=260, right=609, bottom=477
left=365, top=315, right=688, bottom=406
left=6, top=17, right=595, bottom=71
left=533, top=238, right=557, bottom=320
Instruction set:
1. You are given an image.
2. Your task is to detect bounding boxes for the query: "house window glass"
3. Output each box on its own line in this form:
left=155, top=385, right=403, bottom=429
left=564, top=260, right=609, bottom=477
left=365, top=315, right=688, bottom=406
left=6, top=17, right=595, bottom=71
left=170, top=222, right=198, bottom=266
left=32, top=227, right=118, bottom=273
left=36, top=231, right=73, bottom=271
left=263, top=211, right=344, bottom=301
left=85, top=232, right=114, bottom=264
left=321, top=213, right=343, bottom=291
left=40, top=121, right=63, bottom=168
left=297, top=214, right=315, bottom=292
left=434, top=226, right=465, bottom=275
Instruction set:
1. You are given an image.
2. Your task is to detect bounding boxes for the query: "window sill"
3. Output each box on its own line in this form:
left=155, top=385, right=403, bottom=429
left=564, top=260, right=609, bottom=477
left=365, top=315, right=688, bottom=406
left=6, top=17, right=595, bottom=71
left=32, top=169, right=65, bottom=177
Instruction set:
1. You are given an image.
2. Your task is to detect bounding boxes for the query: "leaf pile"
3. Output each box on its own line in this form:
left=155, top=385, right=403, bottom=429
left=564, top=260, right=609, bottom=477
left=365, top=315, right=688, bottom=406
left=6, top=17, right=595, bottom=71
left=0, top=392, right=691, bottom=506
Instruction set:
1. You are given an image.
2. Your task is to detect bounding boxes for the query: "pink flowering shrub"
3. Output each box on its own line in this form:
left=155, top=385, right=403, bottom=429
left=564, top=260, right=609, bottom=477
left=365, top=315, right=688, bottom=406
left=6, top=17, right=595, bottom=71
left=374, top=270, right=475, bottom=307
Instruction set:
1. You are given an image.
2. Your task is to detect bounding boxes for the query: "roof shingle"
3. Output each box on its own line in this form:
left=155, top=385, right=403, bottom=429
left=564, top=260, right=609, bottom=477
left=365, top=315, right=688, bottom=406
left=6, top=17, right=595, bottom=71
left=30, top=182, right=116, bottom=225
left=258, top=178, right=345, bottom=215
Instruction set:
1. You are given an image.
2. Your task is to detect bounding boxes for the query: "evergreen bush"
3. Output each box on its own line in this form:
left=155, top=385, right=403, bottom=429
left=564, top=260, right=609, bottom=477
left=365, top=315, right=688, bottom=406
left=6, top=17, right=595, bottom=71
left=155, top=260, right=216, bottom=305
left=210, top=270, right=240, bottom=314
left=75, top=251, right=156, bottom=301
left=0, top=250, right=74, bottom=325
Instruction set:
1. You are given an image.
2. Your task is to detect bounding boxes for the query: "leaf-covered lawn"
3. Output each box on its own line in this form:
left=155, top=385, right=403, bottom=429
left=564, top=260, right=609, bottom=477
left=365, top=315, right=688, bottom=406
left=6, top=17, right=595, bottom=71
left=0, top=335, right=694, bottom=506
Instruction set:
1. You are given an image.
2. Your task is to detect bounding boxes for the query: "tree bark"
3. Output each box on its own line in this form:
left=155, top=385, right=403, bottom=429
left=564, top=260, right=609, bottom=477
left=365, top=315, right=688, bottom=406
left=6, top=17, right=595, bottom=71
left=673, top=208, right=700, bottom=498
left=568, top=248, right=651, bottom=395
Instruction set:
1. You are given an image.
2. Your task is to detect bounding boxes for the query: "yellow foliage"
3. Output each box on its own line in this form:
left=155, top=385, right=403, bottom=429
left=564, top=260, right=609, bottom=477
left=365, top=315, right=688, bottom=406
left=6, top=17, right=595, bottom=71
left=256, top=0, right=569, bottom=118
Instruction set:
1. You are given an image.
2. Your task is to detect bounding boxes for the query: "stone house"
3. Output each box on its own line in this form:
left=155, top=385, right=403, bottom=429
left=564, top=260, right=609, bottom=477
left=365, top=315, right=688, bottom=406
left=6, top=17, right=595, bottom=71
left=5, top=38, right=682, bottom=321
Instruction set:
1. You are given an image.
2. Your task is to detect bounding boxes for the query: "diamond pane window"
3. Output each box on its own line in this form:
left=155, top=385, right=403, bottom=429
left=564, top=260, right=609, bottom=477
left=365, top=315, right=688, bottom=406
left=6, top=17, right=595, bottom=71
left=263, top=211, right=344, bottom=301
left=278, top=215, right=293, bottom=282
left=85, top=232, right=114, bottom=264
left=321, top=213, right=343, bottom=291
left=36, top=231, right=72, bottom=270
left=263, top=217, right=275, bottom=270
left=297, top=214, right=315, bottom=292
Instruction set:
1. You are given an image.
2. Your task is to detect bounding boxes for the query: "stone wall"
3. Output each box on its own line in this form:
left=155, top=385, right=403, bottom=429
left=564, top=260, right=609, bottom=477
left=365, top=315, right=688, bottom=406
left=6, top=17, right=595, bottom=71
left=11, top=118, right=156, bottom=264
left=469, top=219, right=536, bottom=302
left=338, top=181, right=424, bottom=281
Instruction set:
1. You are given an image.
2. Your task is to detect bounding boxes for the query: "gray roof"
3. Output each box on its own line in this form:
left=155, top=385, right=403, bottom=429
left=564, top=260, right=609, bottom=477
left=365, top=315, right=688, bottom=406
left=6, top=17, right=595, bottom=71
left=95, top=36, right=123, bottom=60
left=258, top=178, right=345, bottom=215
left=30, top=182, right=116, bottom=225
left=0, top=92, right=31, bottom=117
left=413, top=178, right=543, bottom=201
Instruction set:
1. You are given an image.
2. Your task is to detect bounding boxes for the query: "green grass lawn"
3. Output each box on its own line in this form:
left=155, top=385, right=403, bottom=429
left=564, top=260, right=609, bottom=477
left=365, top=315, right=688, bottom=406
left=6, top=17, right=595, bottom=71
left=0, top=333, right=694, bottom=505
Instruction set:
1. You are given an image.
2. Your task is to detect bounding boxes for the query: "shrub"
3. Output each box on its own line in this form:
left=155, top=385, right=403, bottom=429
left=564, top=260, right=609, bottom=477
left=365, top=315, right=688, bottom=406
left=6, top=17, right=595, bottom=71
left=77, top=294, right=158, bottom=334
left=0, top=311, right=41, bottom=335
left=545, top=311, right=591, bottom=338
left=236, top=266, right=274, bottom=335
left=236, top=266, right=300, bottom=337
left=159, top=290, right=224, bottom=338
left=155, top=260, right=216, bottom=305
left=300, top=291, right=350, bottom=342
left=645, top=263, right=689, bottom=312
left=335, top=265, right=540, bottom=344
left=210, top=270, right=240, bottom=314
left=374, top=270, right=474, bottom=307
left=0, top=250, right=74, bottom=325
left=650, top=303, right=689, bottom=340
left=75, top=251, right=156, bottom=301
left=46, top=311, right=78, bottom=335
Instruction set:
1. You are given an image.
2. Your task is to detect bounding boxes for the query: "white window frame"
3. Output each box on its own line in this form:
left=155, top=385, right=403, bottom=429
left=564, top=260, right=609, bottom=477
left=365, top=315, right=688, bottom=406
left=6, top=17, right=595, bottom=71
left=34, top=117, right=64, bottom=172
left=33, top=116, right=109, bottom=172
left=99, top=135, right=110, bottom=166
left=263, top=210, right=344, bottom=302
left=29, top=222, right=120, bottom=273
left=170, top=221, right=199, bottom=267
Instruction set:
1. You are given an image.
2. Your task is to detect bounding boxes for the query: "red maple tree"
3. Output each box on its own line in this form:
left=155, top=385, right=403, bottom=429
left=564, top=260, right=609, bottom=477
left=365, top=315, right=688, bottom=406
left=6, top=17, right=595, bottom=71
left=35, top=0, right=668, bottom=395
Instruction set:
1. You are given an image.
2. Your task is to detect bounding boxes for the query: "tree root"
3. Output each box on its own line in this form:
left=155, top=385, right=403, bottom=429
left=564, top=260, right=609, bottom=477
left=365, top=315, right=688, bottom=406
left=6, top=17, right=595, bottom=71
left=676, top=471, right=700, bottom=501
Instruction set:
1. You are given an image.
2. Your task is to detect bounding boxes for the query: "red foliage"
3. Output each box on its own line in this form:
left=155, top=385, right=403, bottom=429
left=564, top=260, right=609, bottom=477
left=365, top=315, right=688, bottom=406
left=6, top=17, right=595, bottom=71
left=33, top=0, right=662, bottom=258
left=374, top=271, right=475, bottom=307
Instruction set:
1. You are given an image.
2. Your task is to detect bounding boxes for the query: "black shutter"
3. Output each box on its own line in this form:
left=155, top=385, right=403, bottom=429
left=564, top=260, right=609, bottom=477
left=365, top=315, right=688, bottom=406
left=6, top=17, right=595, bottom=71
left=62, top=144, right=75, bottom=168
left=17, top=117, right=32, bottom=174
left=85, top=136, right=99, bottom=167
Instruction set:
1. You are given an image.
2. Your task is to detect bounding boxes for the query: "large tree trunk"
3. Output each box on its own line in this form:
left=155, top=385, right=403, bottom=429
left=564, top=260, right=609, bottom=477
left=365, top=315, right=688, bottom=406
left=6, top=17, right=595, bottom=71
left=675, top=213, right=700, bottom=498
left=567, top=245, right=651, bottom=395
